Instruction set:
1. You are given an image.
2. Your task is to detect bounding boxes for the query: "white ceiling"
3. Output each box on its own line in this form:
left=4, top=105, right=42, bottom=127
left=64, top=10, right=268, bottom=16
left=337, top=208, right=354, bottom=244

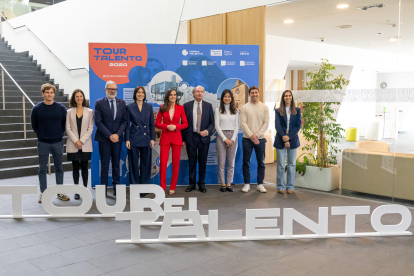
left=266, top=0, right=414, bottom=55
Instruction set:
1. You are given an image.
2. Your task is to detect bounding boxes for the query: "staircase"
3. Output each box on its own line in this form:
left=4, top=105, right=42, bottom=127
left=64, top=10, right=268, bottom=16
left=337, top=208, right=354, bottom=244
left=0, top=36, right=72, bottom=179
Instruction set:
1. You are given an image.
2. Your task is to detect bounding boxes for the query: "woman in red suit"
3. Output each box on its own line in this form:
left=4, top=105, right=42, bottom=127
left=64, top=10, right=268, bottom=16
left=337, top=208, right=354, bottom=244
left=155, top=88, right=188, bottom=194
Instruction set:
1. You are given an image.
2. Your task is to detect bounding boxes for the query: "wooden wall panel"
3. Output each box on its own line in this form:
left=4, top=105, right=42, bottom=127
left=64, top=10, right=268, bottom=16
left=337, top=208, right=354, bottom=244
left=298, top=70, right=304, bottom=90
left=188, top=14, right=226, bottom=44
left=226, top=6, right=265, bottom=101
left=188, top=6, right=265, bottom=101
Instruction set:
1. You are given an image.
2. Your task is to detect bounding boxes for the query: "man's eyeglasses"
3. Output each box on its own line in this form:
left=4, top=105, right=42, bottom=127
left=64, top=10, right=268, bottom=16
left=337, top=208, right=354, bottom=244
left=106, top=88, right=118, bottom=92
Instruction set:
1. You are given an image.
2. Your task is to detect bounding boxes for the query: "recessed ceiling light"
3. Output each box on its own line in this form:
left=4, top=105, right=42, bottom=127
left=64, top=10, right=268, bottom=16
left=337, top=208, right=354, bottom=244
left=337, top=4, right=349, bottom=8
left=389, top=36, right=404, bottom=41
left=284, top=19, right=294, bottom=23
left=337, top=25, right=353, bottom=28
left=375, top=33, right=382, bottom=35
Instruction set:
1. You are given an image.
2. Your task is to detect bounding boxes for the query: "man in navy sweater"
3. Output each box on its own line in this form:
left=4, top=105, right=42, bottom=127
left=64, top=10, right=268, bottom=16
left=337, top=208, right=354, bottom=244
left=31, top=83, right=68, bottom=203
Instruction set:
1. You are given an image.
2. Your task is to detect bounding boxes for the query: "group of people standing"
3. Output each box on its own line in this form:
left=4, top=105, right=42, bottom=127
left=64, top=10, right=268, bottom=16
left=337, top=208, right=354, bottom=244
left=31, top=81, right=301, bottom=203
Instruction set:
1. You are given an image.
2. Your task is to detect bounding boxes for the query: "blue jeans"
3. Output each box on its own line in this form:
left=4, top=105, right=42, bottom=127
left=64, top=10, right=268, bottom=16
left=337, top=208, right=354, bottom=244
left=37, top=141, right=64, bottom=193
left=276, top=147, right=297, bottom=191
left=242, top=137, right=266, bottom=184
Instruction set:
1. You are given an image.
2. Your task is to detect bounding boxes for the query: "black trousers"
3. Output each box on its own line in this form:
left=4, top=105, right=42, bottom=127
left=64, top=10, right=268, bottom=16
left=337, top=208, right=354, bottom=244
left=242, top=137, right=266, bottom=184
left=99, top=141, right=122, bottom=191
left=186, top=133, right=210, bottom=187
left=72, top=161, right=89, bottom=187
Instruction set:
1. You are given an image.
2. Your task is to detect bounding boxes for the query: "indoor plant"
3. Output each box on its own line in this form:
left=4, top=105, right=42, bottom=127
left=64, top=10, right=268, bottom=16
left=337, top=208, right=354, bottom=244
left=295, top=59, right=350, bottom=191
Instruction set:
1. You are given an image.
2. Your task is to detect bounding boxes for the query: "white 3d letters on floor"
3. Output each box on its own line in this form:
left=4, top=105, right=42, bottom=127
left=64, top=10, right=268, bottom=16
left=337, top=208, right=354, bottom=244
left=0, top=185, right=411, bottom=244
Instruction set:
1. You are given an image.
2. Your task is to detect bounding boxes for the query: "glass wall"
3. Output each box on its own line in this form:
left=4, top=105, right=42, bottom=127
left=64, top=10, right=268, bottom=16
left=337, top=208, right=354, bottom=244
left=265, top=0, right=413, bottom=205
left=0, top=0, right=65, bottom=19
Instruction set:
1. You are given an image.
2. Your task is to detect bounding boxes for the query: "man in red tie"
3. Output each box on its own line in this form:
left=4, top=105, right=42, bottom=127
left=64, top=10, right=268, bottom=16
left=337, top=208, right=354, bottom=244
left=182, top=86, right=215, bottom=193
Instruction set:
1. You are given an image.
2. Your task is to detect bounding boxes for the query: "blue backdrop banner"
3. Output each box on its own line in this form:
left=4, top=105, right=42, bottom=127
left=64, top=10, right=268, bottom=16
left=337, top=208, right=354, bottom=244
left=89, top=43, right=260, bottom=187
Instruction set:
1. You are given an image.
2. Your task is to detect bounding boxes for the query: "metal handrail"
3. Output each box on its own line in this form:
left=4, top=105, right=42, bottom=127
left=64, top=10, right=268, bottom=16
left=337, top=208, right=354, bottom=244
left=0, top=13, right=89, bottom=72
left=0, top=62, right=34, bottom=106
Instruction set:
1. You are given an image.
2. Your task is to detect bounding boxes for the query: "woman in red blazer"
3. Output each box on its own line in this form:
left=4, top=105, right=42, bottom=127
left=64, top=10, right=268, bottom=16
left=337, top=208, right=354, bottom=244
left=155, top=88, right=188, bottom=194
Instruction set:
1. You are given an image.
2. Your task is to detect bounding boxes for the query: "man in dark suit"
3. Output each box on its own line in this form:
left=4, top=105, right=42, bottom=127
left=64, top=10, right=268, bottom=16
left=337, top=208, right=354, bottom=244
left=182, top=85, right=214, bottom=193
left=94, top=80, right=127, bottom=196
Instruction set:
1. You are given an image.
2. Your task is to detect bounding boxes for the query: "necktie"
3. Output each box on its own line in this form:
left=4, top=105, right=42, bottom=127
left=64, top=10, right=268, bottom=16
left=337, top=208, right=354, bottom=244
left=110, top=100, right=115, bottom=120
left=196, top=102, right=201, bottom=133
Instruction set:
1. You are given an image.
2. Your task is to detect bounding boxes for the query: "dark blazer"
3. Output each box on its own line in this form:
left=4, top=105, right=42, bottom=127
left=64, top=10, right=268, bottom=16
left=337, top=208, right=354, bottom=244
left=274, top=107, right=302, bottom=149
left=155, top=104, right=188, bottom=146
left=94, top=97, right=127, bottom=143
left=182, top=100, right=214, bottom=144
left=125, top=102, right=155, bottom=147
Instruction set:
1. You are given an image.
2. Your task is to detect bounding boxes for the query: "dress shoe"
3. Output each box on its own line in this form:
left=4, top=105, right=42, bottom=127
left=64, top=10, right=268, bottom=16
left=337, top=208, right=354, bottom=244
left=220, top=186, right=227, bottom=192
left=241, top=184, right=250, bottom=193
left=74, top=193, right=80, bottom=200
left=287, top=190, right=294, bottom=194
left=113, top=191, right=116, bottom=196
left=226, top=186, right=234, bottom=192
left=185, top=186, right=196, bottom=192
left=278, top=190, right=286, bottom=194
left=199, top=186, right=207, bottom=193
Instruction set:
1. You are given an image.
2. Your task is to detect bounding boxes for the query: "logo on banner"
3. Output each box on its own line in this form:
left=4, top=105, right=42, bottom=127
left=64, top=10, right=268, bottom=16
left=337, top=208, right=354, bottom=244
left=240, top=51, right=249, bottom=56
left=224, top=50, right=232, bottom=56
left=182, top=49, right=188, bottom=56
left=179, top=81, right=189, bottom=93
left=211, top=50, right=222, bottom=56
left=221, top=60, right=226, bottom=66
left=89, top=43, right=148, bottom=84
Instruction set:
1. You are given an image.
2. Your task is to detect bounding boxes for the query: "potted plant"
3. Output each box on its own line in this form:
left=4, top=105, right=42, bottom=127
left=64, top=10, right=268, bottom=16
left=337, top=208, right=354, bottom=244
left=294, top=59, right=350, bottom=191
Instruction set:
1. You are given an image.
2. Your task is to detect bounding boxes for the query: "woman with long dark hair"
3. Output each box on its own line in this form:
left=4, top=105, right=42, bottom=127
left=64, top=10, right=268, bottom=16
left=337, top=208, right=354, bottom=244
left=66, top=89, right=94, bottom=200
left=274, top=90, right=301, bottom=194
left=155, top=88, right=188, bottom=194
left=215, top=89, right=239, bottom=192
left=126, top=86, right=155, bottom=186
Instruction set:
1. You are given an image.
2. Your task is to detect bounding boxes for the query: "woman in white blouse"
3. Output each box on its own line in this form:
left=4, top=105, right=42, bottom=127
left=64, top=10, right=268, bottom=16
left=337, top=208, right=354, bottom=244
left=215, top=89, right=239, bottom=192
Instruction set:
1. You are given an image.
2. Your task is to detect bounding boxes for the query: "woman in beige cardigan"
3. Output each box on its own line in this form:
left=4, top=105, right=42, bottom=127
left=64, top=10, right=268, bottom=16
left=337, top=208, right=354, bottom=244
left=66, top=89, right=94, bottom=200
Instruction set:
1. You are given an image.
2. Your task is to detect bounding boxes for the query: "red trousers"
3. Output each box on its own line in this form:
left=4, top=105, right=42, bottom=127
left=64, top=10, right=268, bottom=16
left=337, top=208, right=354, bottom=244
left=159, top=143, right=181, bottom=191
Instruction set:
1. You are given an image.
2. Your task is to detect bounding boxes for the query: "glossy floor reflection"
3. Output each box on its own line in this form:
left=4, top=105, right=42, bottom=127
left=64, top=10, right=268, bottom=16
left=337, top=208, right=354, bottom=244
left=0, top=164, right=413, bottom=276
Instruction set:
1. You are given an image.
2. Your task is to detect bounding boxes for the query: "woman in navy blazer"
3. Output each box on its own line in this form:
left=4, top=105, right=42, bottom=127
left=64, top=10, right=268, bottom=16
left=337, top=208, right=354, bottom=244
left=126, top=86, right=155, bottom=185
left=274, top=90, right=301, bottom=194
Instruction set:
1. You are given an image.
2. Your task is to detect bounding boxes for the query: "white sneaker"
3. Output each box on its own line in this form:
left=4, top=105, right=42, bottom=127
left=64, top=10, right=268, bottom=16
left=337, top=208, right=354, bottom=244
left=257, top=184, right=267, bottom=193
left=241, top=184, right=250, bottom=193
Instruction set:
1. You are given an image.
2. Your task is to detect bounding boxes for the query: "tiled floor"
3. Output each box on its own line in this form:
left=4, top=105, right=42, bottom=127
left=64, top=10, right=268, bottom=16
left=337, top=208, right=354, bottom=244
left=0, top=164, right=413, bottom=276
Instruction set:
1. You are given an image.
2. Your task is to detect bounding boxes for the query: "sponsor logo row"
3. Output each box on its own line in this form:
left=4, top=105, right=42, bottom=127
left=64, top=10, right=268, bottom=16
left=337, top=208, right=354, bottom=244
left=182, top=49, right=250, bottom=57
left=182, top=60, right=255, bottom=66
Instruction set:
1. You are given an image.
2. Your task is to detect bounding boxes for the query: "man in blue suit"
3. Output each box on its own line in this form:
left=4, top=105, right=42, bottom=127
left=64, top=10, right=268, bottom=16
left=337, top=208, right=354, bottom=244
left=94, top=80, right=127, bottom=196
left=182, top=85, right=214, bottom=193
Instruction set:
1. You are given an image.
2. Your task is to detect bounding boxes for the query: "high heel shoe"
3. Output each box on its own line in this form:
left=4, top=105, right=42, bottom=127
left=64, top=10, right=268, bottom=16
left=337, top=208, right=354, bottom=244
left=169, top=190, right=175, bottom=195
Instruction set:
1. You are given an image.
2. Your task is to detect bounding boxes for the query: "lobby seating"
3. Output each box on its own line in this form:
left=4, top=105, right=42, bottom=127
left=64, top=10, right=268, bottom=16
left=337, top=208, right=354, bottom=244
left=355, top=140, right=390, bottom=152
left=342, top=148, right=414, bottom=201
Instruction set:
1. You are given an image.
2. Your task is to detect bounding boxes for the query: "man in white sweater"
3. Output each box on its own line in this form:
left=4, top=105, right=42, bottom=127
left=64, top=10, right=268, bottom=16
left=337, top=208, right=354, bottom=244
left=240, top=86, right=270, bottom=193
